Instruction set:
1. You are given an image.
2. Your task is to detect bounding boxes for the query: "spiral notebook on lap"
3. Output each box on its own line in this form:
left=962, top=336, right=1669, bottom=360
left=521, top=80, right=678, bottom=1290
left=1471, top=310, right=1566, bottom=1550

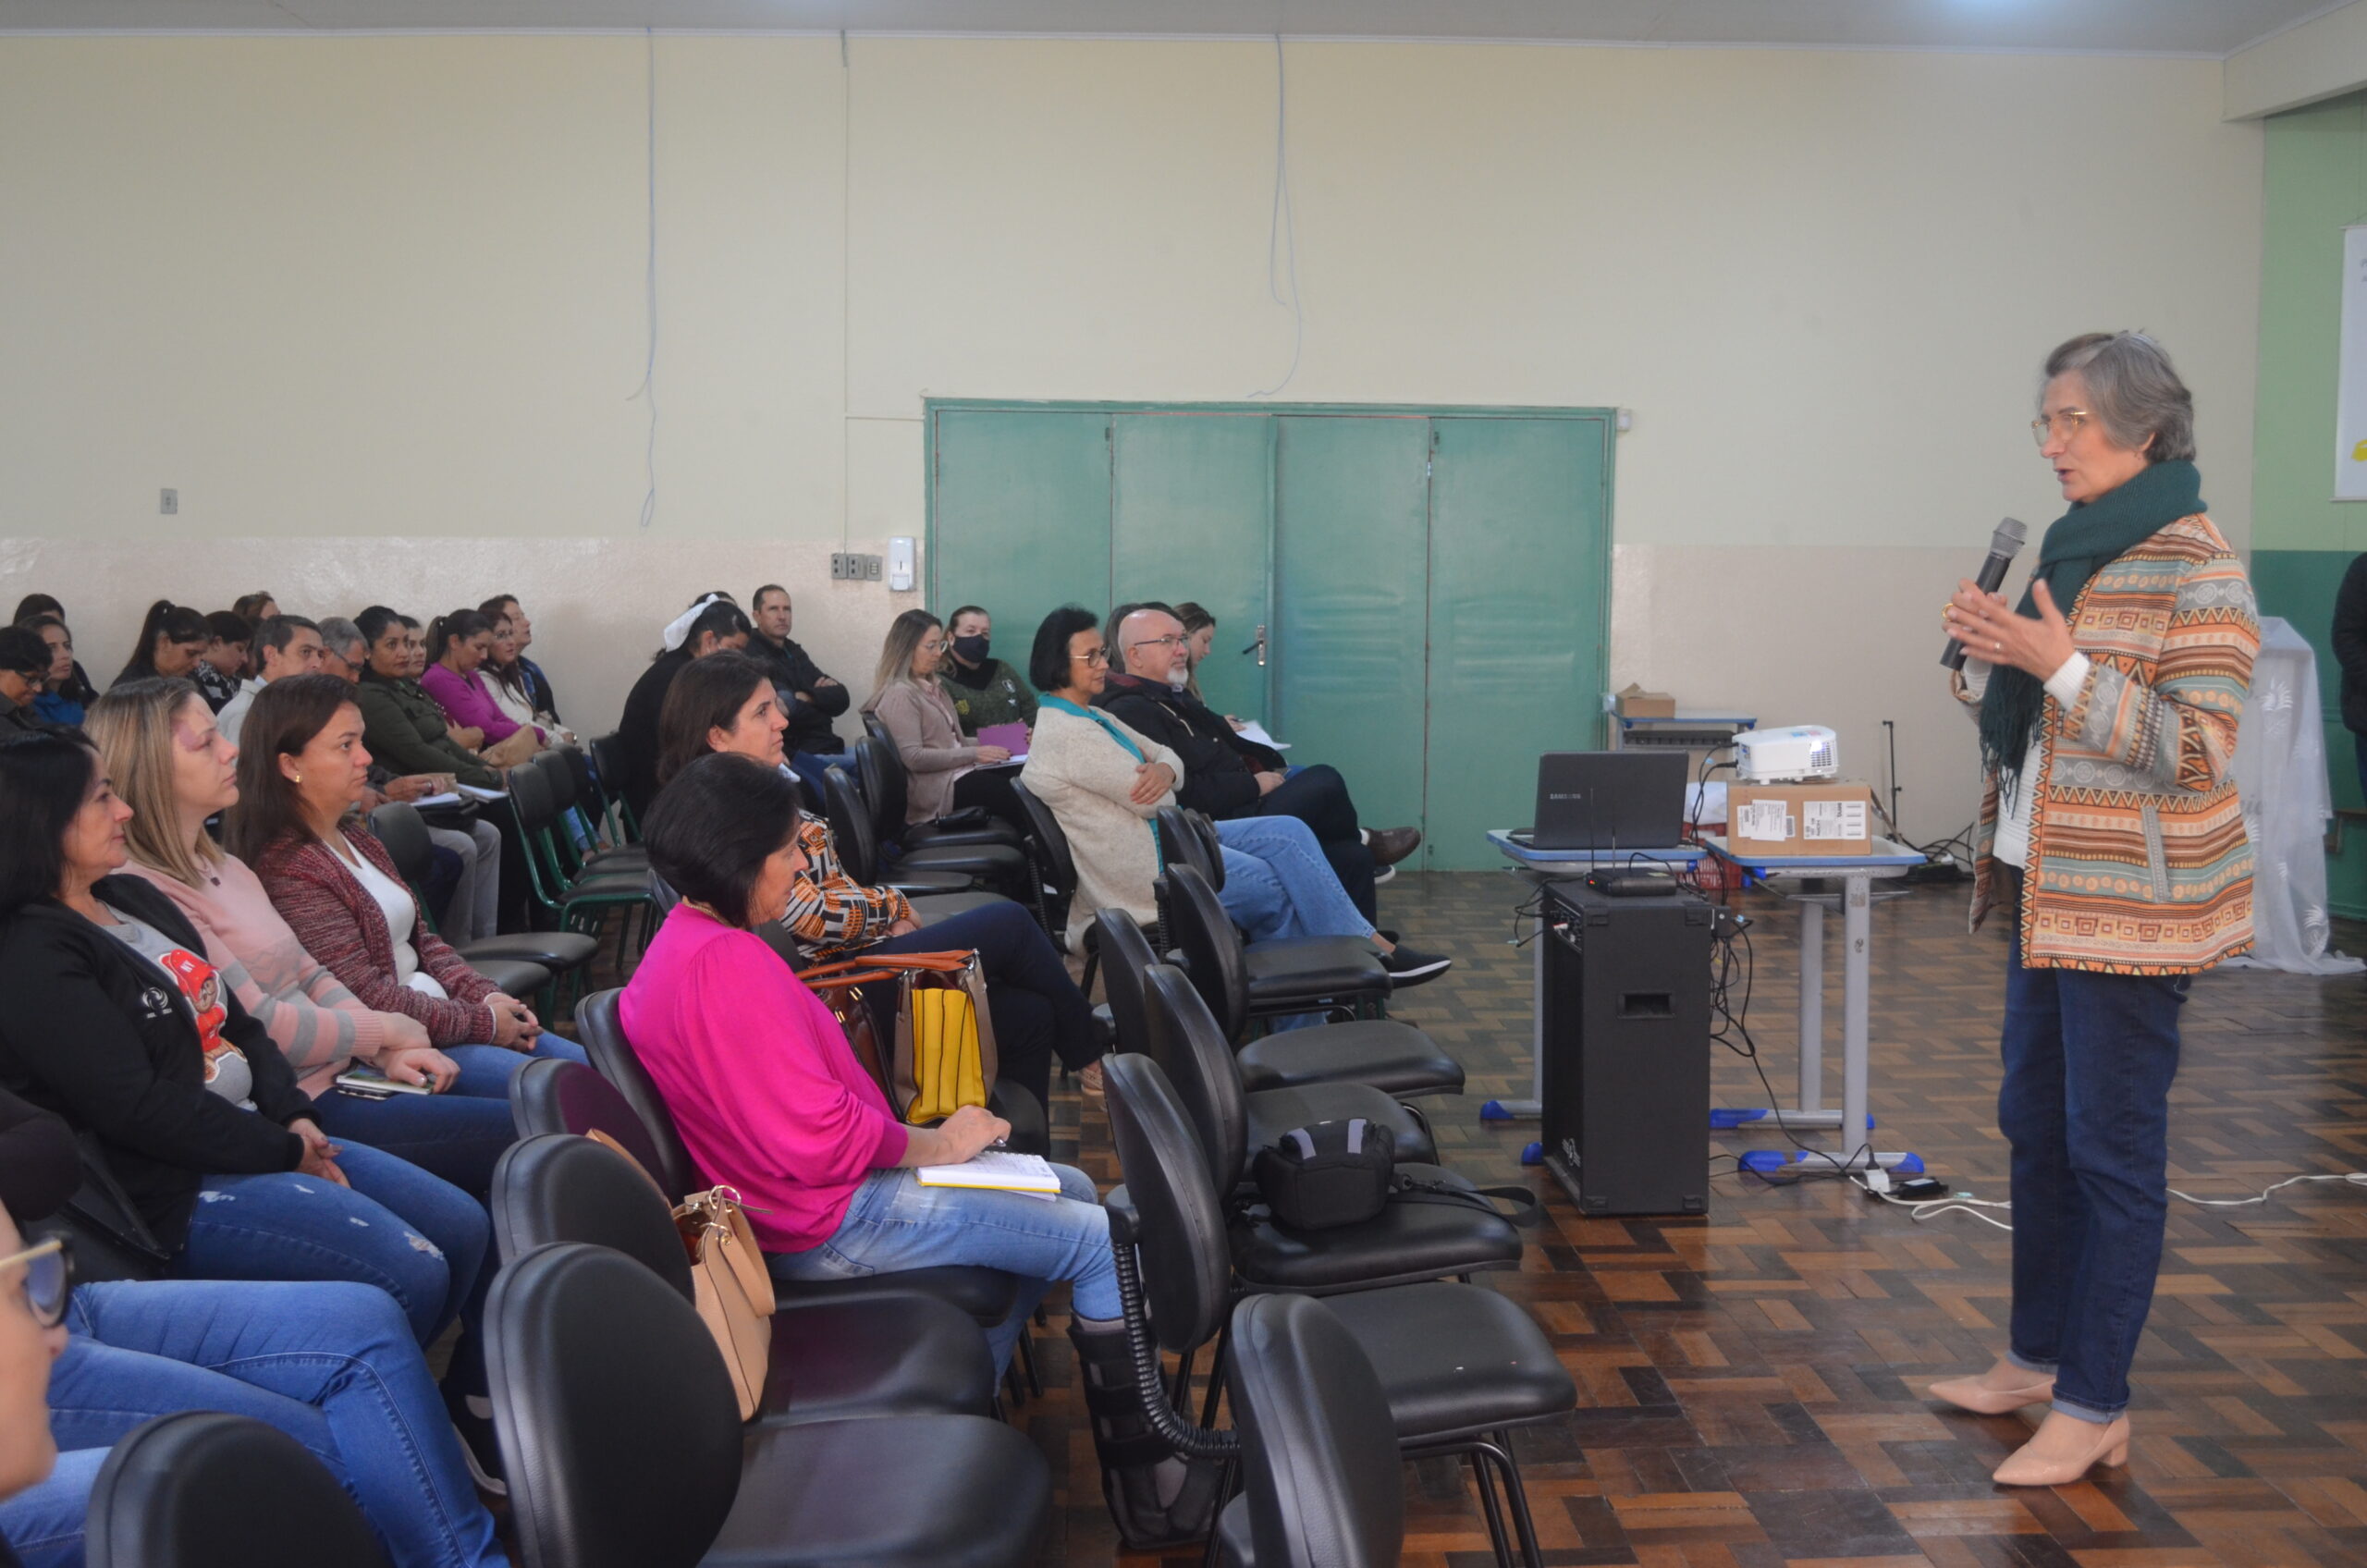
left=916, top=1150, right=1061, bottom=1200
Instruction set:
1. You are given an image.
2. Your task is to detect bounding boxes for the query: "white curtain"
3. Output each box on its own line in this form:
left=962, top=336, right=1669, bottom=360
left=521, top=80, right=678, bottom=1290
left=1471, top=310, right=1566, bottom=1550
left=2227, top=617, right=2362, bottom=974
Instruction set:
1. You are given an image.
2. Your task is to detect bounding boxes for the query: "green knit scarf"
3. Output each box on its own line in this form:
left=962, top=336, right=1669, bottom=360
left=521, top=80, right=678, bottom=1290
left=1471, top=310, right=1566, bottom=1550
left=1977, top=459, right=2203, bottom=774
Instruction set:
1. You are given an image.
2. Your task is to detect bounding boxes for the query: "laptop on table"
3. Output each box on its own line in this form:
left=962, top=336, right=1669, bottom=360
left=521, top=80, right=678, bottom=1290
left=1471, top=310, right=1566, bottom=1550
left=1513, top=752, right=1687, bottom=851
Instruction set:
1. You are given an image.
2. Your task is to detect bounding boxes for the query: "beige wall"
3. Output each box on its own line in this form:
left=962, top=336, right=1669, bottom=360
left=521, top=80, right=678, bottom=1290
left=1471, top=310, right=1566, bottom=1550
left=0, top=34, right=2263, bottom=839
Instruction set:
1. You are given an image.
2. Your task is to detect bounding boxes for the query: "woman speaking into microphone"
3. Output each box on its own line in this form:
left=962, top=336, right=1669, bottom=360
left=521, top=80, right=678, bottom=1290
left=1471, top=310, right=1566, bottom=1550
left=1936, top=331, right=2257, bottom=1487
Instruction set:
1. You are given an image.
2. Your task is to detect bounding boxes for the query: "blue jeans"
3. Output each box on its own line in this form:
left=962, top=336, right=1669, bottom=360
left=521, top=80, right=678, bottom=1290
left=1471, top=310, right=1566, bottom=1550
left=3, top=1279, right=503, bottom=1568
left=1998, top=913, right=2190, bottom=1423
left=310, top=1037, right=586, bottom=1199
left=767, top=1164, right=1113, bottom=1371
left=172, top=1140, right=490, bottom=1400
left=1213, top=816, right=1376, bottom=943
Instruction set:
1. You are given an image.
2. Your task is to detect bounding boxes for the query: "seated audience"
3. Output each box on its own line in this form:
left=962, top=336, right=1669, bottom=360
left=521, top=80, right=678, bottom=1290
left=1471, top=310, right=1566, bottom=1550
left=236, top=676, right=574, bottom=1070
left=617, top=594, right=753, bottom=817
left=230, top=592, right=279, bottom=624
left=1023, top=607, right=1448, bottom=982
left=938, top=606, right=1037, bottom=736
left=215, top=613, right=322, bottom=745
left=0, top=1097, right=508, bottom=1567
left=194, top=612, right=252, bottom=713
left=0, top=632, right=53, bottom=737
left=482, top=610, right=570, bottom=747
left=350, top=606, right=508, bottom=789
left=420, top=609, right=540, bottom=768
left=14, top=617, right=90, bottom=729
left=1172, top=600, right=1220, bottom=706
left=749, top=582, right=850, bottom=783
left=477, top=594, right=559, bottom=720
left=620, top=753, right=1208, bottom=1540
left=1099, top=603, right=1417, bottom=920
left=112, top=601, right=208, bottom=689
left=0, top=729, right=488, bottom=1373
left=862, top=608, right=1023, bottom=829
left=657, top=654, right=1103, bottom=1108
left=320, top=615, right=503, bottom=945
left=91, top=679, right=529, bottom=1200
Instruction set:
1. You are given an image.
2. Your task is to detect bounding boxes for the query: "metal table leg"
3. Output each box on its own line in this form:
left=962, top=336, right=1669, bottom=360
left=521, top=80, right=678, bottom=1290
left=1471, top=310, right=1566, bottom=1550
left=1797, top=894, right=1823, bottom=1116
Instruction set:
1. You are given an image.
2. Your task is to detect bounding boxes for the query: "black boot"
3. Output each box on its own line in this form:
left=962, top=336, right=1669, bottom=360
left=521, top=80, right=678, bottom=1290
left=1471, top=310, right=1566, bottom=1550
left=1067, top=1317, right=1224, bottom=1550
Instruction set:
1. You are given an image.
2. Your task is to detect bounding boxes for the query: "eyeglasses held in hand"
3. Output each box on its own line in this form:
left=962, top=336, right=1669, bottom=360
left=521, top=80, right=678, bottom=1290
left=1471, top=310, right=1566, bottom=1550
left=0, top=1237, right=72, bottom=1328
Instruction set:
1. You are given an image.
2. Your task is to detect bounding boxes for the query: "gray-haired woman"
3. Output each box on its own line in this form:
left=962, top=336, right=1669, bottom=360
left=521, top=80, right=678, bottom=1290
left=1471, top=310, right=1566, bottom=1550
left=1934, top=332, right=2257, bottom=1486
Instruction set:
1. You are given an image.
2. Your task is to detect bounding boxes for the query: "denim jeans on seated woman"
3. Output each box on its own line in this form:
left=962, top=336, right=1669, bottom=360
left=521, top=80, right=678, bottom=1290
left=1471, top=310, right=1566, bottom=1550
left=171, top=1139, right=489, bottom=1366
left=768, top=1163, right=1113, bottom=1371
left=0, top=1279, right=504, bottom=1568
left=1212, top=815, right=1376, bottom=943
left=309, top=1035, right=587, bottom=1200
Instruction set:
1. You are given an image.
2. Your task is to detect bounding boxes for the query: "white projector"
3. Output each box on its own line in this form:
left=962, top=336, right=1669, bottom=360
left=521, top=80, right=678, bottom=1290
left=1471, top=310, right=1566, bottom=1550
left=1734, top=725, right=1839, bottom=784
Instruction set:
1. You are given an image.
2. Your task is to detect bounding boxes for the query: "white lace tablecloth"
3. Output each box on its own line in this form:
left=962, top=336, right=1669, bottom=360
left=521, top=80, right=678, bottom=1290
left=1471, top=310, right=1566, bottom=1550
left=2228, top=617, right=2362, bottom=974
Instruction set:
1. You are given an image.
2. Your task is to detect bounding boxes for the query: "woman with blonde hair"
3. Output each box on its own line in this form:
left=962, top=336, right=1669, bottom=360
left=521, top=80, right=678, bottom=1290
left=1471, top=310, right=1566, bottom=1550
left=87, top=677, right=530, bottom=1199
left=861, top=607, right=1024, bottom=831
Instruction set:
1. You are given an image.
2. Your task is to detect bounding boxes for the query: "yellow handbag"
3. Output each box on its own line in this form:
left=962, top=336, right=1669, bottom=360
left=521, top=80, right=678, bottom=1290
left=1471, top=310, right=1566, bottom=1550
left=802, top=950, right=1000, bottom=1127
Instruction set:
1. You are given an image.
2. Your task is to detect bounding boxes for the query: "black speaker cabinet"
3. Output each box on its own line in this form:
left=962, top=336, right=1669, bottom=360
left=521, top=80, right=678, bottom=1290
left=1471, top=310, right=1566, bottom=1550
left=1539, top=880, right=1711, bottom=1217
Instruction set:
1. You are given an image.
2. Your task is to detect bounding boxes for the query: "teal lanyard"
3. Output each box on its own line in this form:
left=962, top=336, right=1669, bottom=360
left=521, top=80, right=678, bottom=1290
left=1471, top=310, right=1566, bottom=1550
left=1042, top=695, right=1162, bottom=867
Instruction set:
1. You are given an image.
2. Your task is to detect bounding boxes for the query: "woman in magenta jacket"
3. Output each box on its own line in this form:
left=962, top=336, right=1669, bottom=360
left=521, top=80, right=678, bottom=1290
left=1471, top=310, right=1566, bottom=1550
left=621, top=753, right=1216, bottom=1549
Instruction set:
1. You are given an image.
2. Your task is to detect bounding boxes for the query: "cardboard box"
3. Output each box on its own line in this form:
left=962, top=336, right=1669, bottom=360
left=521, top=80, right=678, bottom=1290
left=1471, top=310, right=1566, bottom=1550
left=1723, top=779, right=1878, bottom=857
left=1615, top=683, right=1676, bottom=719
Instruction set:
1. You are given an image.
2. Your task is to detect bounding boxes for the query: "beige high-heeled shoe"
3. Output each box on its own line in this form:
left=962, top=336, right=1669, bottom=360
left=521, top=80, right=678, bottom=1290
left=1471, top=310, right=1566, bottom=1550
left=1928, top=1358, right=2055, bottom=1415
left=1992, top=1411, right=2129, bottom=1487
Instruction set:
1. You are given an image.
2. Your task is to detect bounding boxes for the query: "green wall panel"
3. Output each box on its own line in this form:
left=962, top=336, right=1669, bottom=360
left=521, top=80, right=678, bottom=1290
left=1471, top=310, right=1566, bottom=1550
left=1272, top=416, right=1432, bottom=843
left=2253, top=546, right=2367, bottom=918
left=1424, top=416, right=1613, bottom=868
left=2256, top=92, right=2367, bottom=557
left=1110, top=413, right=1274, bottom=722
left=927, top=409, right=1111, bottom=660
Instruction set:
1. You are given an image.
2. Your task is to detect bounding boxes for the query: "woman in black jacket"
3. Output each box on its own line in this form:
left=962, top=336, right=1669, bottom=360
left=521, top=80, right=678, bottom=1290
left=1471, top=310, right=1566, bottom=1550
left=0, top=731, right=487, bottom=1361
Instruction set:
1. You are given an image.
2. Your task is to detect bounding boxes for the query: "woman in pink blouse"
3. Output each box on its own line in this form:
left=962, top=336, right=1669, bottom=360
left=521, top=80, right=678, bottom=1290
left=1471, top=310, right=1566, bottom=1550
left=418, top=609, right=538, bottom=770
left=621, top=753, right=1216, bottom=1550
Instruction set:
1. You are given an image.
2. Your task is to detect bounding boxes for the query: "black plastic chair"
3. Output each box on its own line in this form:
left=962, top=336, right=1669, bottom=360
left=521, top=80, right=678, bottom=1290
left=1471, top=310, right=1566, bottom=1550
left=572, top=987, right=1024, bottom=1330
left=1158, top=806, right=1220, bottom=888
left=1095, top=913, right=1437, bottom=1173
left=821, top=766, right=975, bottom=895
left=1141, top=965, right=1525, bottom=1295
left=1185, top=810, right=1228, bottom=890
left=837, top=757, right=1031, bottom=894
left=85, top=1412, right=392, bottom=1568
left=486, top=1243, right=1050, bottom=1568
left=508, top=1054, right=670, bottom=1180
left=1006, top=777, right=1090, bottom=956
left=1220, top=1293, right=1406, bottom=1568
left=491, top=1133, right=998, bottom=1424
left=585, top=731, right=644, bottom=845
left=855, top=737, right=1022, bottom=851
left=1098, top=908, right=1463, bottom=1102
left=371, top=801, right=598, bottom=990
left=1105, top=1054, right=1567, bottom=1568
left=1160, top=863, right=1392, bottom=1026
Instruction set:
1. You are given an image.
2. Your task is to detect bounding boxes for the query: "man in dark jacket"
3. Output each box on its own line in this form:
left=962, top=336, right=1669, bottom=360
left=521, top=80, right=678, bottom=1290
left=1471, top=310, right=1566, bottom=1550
left=2335, top=555, right=2367, bottom=802
left=0, top=631, right=56, bottom=737
left=1097, top=605, right=1419, bottom=922
left=750, top=585, right=851, bottom=759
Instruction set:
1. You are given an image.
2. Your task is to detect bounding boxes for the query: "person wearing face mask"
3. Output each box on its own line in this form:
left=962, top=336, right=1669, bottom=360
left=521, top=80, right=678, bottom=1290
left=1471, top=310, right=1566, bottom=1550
left=0, top=1089, right=509, bottom=1566
left=937, top=606, right=1037, bottom=737
left=748, top=583, right=849, bottom=766
left=860, top=609, right=1027, bottom=834
left=0, top=633, right=55, bottom=739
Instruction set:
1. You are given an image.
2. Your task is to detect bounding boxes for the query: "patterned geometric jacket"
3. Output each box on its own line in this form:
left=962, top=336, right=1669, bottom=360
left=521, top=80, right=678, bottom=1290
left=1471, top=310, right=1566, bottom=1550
left=1962, top=512, right=2258, bottom=974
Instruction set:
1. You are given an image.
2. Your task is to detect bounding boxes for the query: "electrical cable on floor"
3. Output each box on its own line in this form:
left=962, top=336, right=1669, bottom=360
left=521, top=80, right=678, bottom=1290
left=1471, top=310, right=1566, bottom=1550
left=1847, top=1170, right=2367, bottom=1233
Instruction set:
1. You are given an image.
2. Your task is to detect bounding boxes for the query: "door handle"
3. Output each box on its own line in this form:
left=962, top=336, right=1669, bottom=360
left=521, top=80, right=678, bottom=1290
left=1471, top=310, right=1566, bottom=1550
left=1239, top=624, right=1269, bottom=668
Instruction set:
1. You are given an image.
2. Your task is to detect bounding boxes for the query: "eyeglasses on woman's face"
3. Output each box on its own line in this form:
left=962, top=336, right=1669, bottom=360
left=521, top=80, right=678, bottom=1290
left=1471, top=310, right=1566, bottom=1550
left=2030, top=409, right=2091, bottom=447
left=0, top=1238, right=71, bottom=1329
left=1070, top=648, right=1110, bottom=667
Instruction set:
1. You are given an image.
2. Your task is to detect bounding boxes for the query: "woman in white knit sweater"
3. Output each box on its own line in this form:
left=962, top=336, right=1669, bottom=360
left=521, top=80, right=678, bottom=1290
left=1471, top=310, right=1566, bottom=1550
left=1021, top=607, right=1437, bottom=976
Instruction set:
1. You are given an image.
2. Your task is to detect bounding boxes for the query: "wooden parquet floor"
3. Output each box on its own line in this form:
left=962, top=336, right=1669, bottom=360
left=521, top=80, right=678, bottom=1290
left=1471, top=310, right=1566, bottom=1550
left=1022, top=871, right=2367, bottom=1568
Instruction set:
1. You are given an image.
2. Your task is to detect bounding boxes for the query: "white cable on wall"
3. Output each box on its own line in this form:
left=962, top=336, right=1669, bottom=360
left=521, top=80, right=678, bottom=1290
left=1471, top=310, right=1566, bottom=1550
left=1246, top=32, right=1304, bottom=399
left=629, top=26, right=659, bottom=530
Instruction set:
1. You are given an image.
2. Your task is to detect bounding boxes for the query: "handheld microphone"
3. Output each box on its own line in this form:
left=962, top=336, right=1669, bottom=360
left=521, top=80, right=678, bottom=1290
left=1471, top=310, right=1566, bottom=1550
left=1939, top=517, right=2029, bottom=671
